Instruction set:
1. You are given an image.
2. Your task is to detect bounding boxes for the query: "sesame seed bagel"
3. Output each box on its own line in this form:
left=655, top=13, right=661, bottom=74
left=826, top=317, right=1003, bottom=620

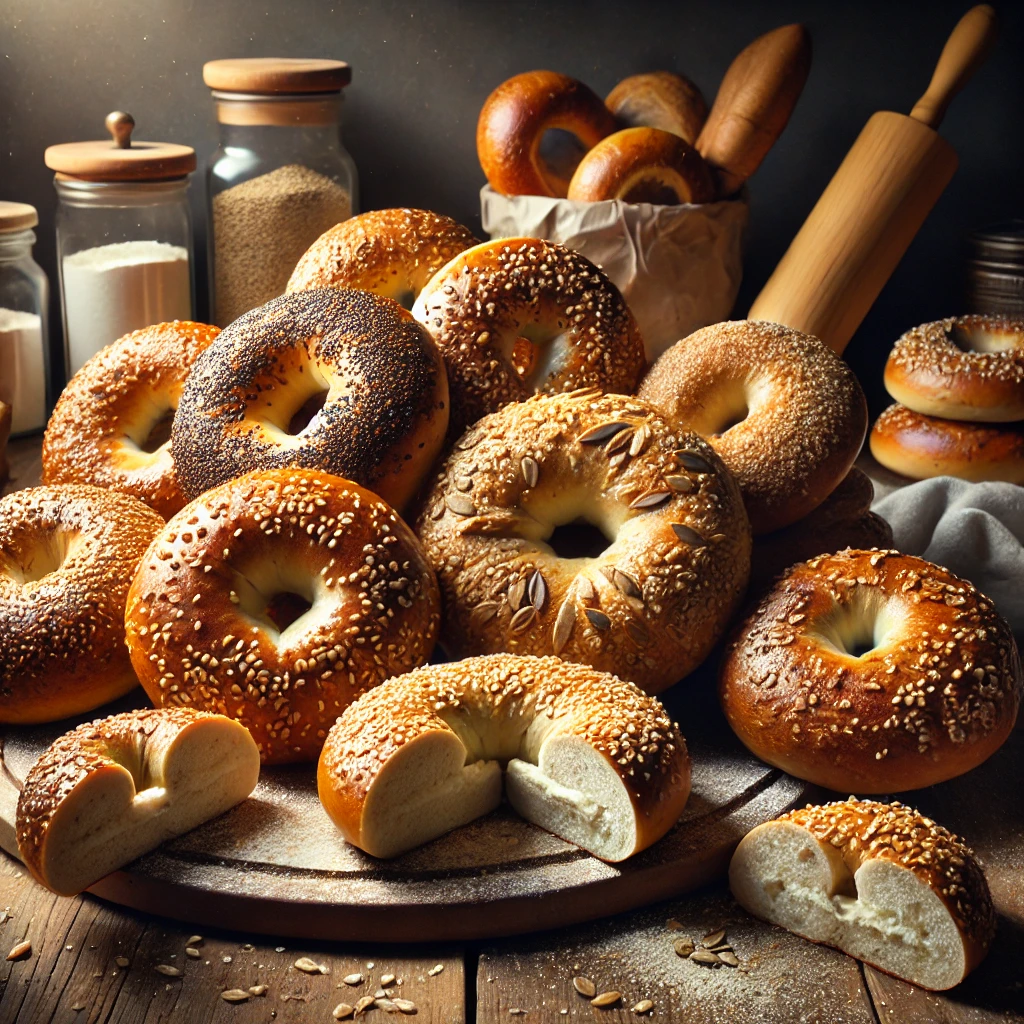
left=639, top=321, right=868, bottom=534
left=16, top=707, right=260, bottom=896
left=171, top=290, right=448, bottom=514
left=605, top=71, right=709, bottom=146
left=720, top=549, right=1021, bottom=793
left=566, top=127, right=715, bottom=205
left=884, top=315, right=1024, bottom=422
left=729, top=798, right=995, bottom=991
left=42, top=321, right=220, bottom=518
left=413, top=238, right=646, bottom=435
left=286, top=208, right=478, bottom=307
left=125, top=468, right=440, bottom=764
left=477, top=71, right=618, bottom=197
left=318, top=654, right=690, bottom=861
left=415, top=391, right=751, bottom=693
left=0, top=485, right=164, bottom=724
left=870, top=402, right=1024, bottom=483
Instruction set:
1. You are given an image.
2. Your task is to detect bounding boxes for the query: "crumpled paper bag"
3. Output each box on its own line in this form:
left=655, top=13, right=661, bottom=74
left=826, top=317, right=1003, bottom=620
left=480, top=185, right=749, bottom=362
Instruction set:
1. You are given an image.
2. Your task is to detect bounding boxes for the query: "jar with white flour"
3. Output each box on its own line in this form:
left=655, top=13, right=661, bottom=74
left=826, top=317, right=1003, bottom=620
left=45, top=112, right=196, bottom=376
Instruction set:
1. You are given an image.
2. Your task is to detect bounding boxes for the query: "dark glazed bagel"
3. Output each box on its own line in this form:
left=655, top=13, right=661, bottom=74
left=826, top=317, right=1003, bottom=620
left=171, top=289, right=449, bottom=513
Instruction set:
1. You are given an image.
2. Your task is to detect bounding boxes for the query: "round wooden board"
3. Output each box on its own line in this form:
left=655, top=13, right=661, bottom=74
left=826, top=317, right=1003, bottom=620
left=0, top=669, right=810, bottom=943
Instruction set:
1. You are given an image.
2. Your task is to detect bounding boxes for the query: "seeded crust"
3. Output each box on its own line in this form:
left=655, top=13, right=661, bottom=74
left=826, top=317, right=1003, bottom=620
left=720, top=549, right=1021, bottom=792
left=413, top=239, right=646, bottom=436
left=43, top=321, right=220, bottom=518
left=884, top=315, right=1024, bottom=422
left=318, top=653, right=690, bottom=857
left=287, top=208, right=478, bottom=302
left=477, top=71, right=618, bottom=197
left=125, top=468, right=440, bottom=764
left=639, top=320, right=868, bottom=534
left=415, top=390, right=751, bottom=693
left=171, top=289, right=448, bottom=513
left=870, top=402, right=1024, bottom=483
left=778, top=798, right=996, bottom=968
left=0, top=485, right=164, bottom=724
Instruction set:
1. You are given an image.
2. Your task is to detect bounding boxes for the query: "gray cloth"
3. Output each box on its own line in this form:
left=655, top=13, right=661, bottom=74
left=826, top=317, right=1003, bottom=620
left=873, top=478, right=1024, bottom=635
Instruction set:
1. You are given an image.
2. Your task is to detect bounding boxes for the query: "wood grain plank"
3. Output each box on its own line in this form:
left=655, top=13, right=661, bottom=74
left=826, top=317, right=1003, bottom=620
left=2, top=435, right=42, bottom=495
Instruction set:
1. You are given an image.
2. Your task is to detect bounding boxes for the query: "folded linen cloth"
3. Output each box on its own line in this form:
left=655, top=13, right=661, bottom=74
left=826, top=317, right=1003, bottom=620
left=873, top=477, right=1024, bottom=635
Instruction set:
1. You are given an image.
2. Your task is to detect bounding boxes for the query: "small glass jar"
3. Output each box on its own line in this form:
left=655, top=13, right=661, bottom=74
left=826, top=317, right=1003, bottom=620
left=45, top=112, right=196, bottom=376
left=965, top=220, right=1024, bottom=316
left=0, top=202, right=50, bottom=436
left=204, top=58, right=359, bottom=326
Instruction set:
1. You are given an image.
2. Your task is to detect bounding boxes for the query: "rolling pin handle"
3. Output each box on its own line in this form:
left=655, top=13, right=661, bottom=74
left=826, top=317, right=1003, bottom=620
left=910, top=4, right=998, bottom=129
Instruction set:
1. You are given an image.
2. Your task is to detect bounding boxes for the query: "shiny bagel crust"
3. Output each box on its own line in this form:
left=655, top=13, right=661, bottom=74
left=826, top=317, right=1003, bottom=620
left=720, top=549, right=1021, bottom=792
left=605, top=71, right=709, bottom=145
left=171, top=289, right=448, bottom=513
left=42, top=321, right=220, bottom=518
left=639, top=321, right=868, bottom=534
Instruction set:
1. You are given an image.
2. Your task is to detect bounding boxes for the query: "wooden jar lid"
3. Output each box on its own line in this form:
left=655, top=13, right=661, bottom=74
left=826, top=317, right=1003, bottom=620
left=44, top=112, right=196, bottom=182
left=0, top=202, right=38, bottom=233
left=203, top=58, right=352, bottom=94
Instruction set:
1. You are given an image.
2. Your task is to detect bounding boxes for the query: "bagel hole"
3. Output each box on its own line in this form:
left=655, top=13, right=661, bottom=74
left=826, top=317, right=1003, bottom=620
left=1, top=529, right=81, bottom=585
left=816, top=594, right=904, bottom=662
left=538, top=128, right=588, bottom=189
left=141, top=409, right=175, bottom=453
left=709, top=395, right=750, bottom=437
left=546, top=520, right=611, bottom=560
left=286, top=388, right=329, bottom=435
left=509, top=322, right=572, bottom=389
left=950, top=324, right=1022, bottom=354
left=622, top=182, right=682, bottom=206
left=265, top=591, right=314, bottom=631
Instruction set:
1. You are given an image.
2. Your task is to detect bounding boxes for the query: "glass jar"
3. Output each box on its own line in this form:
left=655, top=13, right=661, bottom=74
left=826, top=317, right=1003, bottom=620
left=965, top=220, right=1024, bottom=317
left=45, top=112, right=196, bottom=376
left=0, top=202, right=50, bottom=436
left=204, top=58, right=359, bottom=326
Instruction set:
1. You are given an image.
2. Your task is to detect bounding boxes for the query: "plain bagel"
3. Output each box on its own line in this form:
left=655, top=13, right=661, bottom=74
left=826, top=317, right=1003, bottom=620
left=605, top=71, right=708, bottom=145
left=720, top=549, right=1021, bottom=792
left=415, top=390, right=751, bottom=693
left=318, top=654, right=691, bottom=861
left=171, top=289, right=449, bottom=514
left=639, top=320, right=868, bottom=534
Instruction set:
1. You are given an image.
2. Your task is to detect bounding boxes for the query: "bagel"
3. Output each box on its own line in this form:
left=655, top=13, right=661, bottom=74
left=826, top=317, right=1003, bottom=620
left=729, top=798, right=995, bottom=991
left=639, top=321, right=868, bottom=534
left=884, top=315, right=1024, bottom=422
left=125, top=468, right=440, bottom=764
left=42, top=321, right=220, bottom=518
left=413, top=238, right=646, bottom=435
left=0, top=485, right=164, bottom=724
left=318, top=654, right=691, bottom=861
left=415, top=390, right=751, bottom=693
left=476, top=71, right=618, bottom=197
left=720, top=549, right=1021, bottom=793
left=566, top=127, right=715, bottom=205
left=870, top=403, right=1024, bottom=483
left=16, top=707, right=260, bottom=897
left=286, top=208, right=478, bottom=308
left=171, top=289, right=448, bottom=514
left=605, top=71, right=708, bottom=145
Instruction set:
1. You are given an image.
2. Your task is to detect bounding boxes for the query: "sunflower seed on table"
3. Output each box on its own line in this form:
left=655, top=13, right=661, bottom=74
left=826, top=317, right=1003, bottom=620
left=376, top=997, right=400, bottom=1013
left=428, top=964, right=444, bottom=976
left=673, top=938, right=695, bottom=957
left=185, top=947, right=201, bottom=958
left=718, top=950, right=740, bottom=967
left=155, top=964, right=181, bottom=977
left=334, top=1004, right=355, bottom=1020
left=380, top=973, right=396, bottom=987
left=114, top=956, right=130, bottom=967
left=572, top=976, right=596, bottom=997
left=221, top=989, right=250, bottom=1002
left=294, top=956, right=326, bottom=974
left=375, top=989, right=389, bottom=998
left=6, top=940, right=30, bottom=961
left=187, top=935, right=203, bottom=945
left=702, top=928, right=727, bottom=947
left=343, top=973, right=364, bottom=985
left=579, top=421, right=630, bottom=444
left=690, top=949, right=722, bottom=965
left=392, top=998, right=418, bottom=1014
left=591, top=991, right=621, bottom=1007
left=249, top=984, right=268, bottom=995
left=632, top=999, right=654, bottom=1013
left=354, top=995, right=376, bottom=1015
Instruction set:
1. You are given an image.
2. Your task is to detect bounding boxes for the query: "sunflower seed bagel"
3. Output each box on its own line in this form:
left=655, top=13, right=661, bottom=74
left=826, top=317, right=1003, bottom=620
left=412, top=238, right=646, bottom=436
left=415, top=390, right=751, bottom=693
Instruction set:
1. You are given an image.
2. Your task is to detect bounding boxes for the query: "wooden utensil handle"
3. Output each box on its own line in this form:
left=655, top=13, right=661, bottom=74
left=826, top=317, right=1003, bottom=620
left=910, top=4, right=998, bottom=128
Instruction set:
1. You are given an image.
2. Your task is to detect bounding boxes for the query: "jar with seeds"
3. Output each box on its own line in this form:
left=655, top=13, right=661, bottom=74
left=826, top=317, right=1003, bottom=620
left=204, top=58, right=359, bottom=327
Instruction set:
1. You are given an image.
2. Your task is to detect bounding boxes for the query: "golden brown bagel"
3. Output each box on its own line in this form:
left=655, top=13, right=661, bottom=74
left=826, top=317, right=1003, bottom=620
left=125, top=468, right=441, bottom=764
left=720, top=549, right=1021, bottom=793
left=606, top=71, right=708, bottom=145
left=870, top=402, right=1024, bottom=483
left=639, top=320, right=868, bottom=534
left=286, top=208, right=478, bottom=307
left=171, top=289, right=448, bottom=514
left=883, top=315, right=1024, bottom=422
left=566, top=127, right=715, bottom=205
left=730, top=798, right=995, bottom=991
left=476, top=71, right=617, bottom=197
left=0, top=485, right=164, bottom=724
left=415, top=391, right=751, bottom=693
left=43, top=321, right=220, bottom=519
left=413, top=238, right=646, bottom=435
left=318, top=654, right=691, bottom=861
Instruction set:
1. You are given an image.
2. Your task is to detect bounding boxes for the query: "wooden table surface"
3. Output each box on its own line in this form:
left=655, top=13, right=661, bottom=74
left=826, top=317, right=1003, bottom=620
left=2, top=435, right=1022, bottom=1024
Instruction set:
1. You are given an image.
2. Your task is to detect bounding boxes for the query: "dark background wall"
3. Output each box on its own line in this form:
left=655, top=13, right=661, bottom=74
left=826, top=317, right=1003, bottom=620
left=2, top=0, right=1022, bottom=415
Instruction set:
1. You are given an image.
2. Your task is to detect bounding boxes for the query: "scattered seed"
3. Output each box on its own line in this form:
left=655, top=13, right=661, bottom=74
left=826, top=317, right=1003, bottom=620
left=552, top=598, right=576, bottom=654
left=187, top=935, right=203, bottom=946
left=380, top=973, right=396, bottom=987
left=376, top=998, right=400, bottom=1013
left=155, top=964, right=182, bottom=977
left=673, top=938, right=694, bottom=957
left=510, top=605, right=537, bottom=633
left=508, top=577, right=527, bottom=611
left=580, top=421, right=630, bottom=444
left=702, top=928, right=727, bottom=948
left=528, top=570, right=547, bottom=610
left=572, top=976, right=596, bottom=997
left=115, top=956, right=130, bottom=968
left=629, top=424, right=651, bottom=456
left=445, top=493, right=477, bottom=517
left=6, top=940, right=30, bottom=961
left=604, top=427, right=634, bottom=454
left=585, top=608, right=611, bottom=631
left=671, top=523, right=706, bottom=547
left=428, top=964, right=444, bottom=976
left=221, top=989, right=250, bottom=1002
left=591, top=991, right=621, bottom=1008
left=249, top=984, right=268, bottom=996
left=665, top=475, right=693, bottom=493
left=471, top=602, right=499, bottom=626
left=690, top=950, right=722, bottom=966
left=718, top=951, right=740, bottom=967
left=675, top=449, right=713, bottom=473
left=294, top=956, right=326, bottom=974
left=509, top=1009, right=526, bottom=1016
left=185, top=947, right=201, bottom=958
left=455, top=475, right=473, bottom=492
left=613, top=568, right=642, bottom=599
left=375, top=989, right=388, bottom=999
left=629, top=488, right=671, bottom=510
left=392, top=998, right=417, bottom=1014
left=71, top=1003, right=86, bottom=1012
left=334, top=1004, right=355, bottom=1020
left=343, top=973, right=365, bottom=986
left=354, top=995, right=376, bottom=1015
left=521, top=456, right=539, bottom=488
left=632, top=1000, right=654, bottom=1013
left=222, top=956, right=233, bottom=964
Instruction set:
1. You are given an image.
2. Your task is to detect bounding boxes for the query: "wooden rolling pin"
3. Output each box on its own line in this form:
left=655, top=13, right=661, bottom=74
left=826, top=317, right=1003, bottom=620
left=749, top=4, right=998, bottom=354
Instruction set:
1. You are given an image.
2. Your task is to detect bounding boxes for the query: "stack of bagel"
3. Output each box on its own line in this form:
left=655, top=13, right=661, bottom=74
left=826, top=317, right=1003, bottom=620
left=871, top=314, right=1024, bottom=483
